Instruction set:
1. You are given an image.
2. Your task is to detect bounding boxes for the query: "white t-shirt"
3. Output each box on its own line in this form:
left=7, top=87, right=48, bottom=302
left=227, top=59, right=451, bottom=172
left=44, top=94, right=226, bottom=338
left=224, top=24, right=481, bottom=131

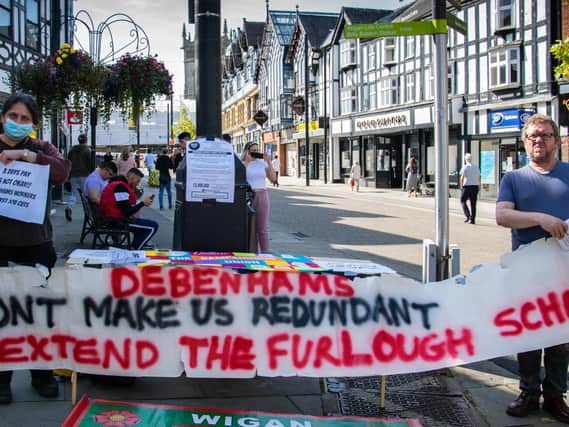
left=247, top=160, right=268, bottom=190
left=272, top=158, right=280, bottom=171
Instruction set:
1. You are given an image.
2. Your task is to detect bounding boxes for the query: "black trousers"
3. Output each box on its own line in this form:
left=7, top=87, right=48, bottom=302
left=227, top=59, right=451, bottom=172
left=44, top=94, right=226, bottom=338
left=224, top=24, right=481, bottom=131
left=0, top=242, right=57, bottom=385
left=460, top=185, right=479, bottom=222
left=518, top=344, right=569, bottom=399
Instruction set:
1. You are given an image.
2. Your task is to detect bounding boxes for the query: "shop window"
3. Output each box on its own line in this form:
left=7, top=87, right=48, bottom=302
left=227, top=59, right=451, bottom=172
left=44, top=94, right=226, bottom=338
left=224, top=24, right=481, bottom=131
left=489, top=47, right=520, bottom=90
left=0, top=0, right=11, bottom=38
left=26, top=0, right=39, bottom=50
left=495, top=0, right=515, bottom=32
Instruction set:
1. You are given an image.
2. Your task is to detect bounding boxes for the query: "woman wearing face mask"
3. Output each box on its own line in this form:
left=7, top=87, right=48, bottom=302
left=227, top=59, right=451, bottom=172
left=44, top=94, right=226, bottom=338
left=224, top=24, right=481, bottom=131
left=241, top=142, right=276, bottom=253
left=0, top=93, right=71, bottom=404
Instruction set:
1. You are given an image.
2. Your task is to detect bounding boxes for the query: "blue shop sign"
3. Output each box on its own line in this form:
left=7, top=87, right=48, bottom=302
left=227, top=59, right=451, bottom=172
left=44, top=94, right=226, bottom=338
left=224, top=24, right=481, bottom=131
left=490, top=109, right=535, bottom=130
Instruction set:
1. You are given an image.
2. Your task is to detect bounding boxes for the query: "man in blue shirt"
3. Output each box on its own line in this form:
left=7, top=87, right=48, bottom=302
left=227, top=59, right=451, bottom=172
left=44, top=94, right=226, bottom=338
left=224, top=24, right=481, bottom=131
left=83, top=161, right=117, bottom=206
left=496, top=114, right=569, bottom=424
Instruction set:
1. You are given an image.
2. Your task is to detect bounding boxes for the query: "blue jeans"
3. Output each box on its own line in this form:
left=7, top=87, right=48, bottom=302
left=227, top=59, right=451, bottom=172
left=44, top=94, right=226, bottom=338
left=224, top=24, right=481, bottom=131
left=159, top=180, right=172, bottom=209
left=128, top=218, right=159, bottom=249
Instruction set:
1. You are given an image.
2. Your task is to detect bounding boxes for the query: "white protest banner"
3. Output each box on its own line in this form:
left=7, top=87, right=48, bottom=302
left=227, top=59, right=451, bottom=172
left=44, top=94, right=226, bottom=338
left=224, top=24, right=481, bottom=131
left=186, top=138, right=236, bottom=203
left=0, top=238, right=567, bottom=377
left=0, top=160, right=50, bottom=224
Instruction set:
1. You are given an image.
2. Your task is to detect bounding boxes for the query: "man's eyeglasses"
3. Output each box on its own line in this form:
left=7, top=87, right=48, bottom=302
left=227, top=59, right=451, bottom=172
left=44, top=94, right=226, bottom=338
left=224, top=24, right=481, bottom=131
left=526, top=132, right=554, bottom=142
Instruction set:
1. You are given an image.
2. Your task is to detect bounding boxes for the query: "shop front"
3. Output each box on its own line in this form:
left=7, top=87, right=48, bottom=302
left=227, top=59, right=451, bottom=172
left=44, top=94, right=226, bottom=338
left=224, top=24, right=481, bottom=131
left=293, top=120, right=324, bottom=180
left=470, top=108, right=533, bottom=199
left=351, top=111, right=411, bottom=189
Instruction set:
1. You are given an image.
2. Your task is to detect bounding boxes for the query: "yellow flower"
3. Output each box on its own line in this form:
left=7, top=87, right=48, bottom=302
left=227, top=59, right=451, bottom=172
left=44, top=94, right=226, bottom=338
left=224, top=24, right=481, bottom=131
left=61, top=53, right=68, bottom=58
left=56, top=57, right=63, bottom=65
left=61, top=42, right=70, bottom=49
left=69, top=48, right=76, bottom=54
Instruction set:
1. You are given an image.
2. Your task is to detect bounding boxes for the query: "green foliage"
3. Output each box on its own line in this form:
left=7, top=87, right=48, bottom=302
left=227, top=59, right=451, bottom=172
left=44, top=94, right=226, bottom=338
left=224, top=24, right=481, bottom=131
left=172, top=107, right=196, bottom=139
left=104, top=54, right=173, bottom=127
left=9, top=45, right=172, bottom=128
left=551, top=38, right=569, bottom=80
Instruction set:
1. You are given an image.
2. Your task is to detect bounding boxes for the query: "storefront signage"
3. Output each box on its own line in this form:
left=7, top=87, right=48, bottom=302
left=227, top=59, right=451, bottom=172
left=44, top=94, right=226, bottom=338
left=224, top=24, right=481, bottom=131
left=344, top=20, right=447, bottom=39
left=297, top=120, right=320, bottom=133
left=355, top=111, right=410, bottom=132
left=490, top=109, right=535, bottom=130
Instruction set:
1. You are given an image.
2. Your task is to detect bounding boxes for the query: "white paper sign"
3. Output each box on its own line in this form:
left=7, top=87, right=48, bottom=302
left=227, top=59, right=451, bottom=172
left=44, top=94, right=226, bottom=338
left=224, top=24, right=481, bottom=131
left=0, top=160, right=50, bottom=224
left=186, top=138, right=236, bottom=203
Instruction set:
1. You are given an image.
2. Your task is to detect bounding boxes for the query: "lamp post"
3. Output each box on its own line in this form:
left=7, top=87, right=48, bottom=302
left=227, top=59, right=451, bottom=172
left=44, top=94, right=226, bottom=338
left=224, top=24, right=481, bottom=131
left=70, top=10, right=150, bottom=167
left=304, top=32, right=310, bottom=187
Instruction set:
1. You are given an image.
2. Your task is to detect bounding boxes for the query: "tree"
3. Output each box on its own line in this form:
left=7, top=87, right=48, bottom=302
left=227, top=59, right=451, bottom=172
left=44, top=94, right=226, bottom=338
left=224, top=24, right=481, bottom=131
left=550, top=0, right=569, bottom=80
left=172, top=106, right=196, bottom=139
left=551, top=39, right=569, bottom=81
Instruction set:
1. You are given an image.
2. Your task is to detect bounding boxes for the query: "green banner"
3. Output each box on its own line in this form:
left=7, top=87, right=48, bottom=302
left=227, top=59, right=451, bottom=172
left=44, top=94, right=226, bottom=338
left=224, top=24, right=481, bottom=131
left=344, top=20, right=447, bottom=39
left=64, top=397, right=423, bottom=427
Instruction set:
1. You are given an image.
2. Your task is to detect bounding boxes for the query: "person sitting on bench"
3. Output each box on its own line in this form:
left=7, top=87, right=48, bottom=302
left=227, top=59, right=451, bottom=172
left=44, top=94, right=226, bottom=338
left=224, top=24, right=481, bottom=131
left=99, top=168, right=158, bottom=250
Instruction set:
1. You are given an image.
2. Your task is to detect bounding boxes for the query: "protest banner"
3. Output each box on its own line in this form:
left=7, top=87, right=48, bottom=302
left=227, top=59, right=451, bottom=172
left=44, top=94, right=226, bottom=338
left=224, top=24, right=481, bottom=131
left=0, top=238, right=568, bottom=377
left=63, top=397, right=423, bottom=427
left=0, top=160, right=50, bottom=224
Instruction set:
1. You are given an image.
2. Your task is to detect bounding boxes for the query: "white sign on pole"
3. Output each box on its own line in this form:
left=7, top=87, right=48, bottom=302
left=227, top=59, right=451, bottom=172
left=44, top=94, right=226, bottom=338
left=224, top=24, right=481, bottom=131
left=186, top=137, right=236, bottom=203
left=0, top=161, right=50, bottom=224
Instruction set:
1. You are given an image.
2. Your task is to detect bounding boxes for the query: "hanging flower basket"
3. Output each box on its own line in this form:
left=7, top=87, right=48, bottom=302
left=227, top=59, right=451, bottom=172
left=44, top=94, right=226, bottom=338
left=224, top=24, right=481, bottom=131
left=104, top=54, right=173, bottom=125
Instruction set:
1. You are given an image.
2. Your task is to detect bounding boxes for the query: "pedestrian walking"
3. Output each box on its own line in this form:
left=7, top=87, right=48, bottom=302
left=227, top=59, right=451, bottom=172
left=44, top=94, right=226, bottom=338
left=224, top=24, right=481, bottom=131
left=405, top=157, right=419, bottom=197
left=460, top=153, right=481, bottom=224
left=272, top=154, right=280, bottom=187
left=241, top=142, right=277, bottom=253
left=144, top=150, right=155, bottom=171
left=155, top=147, right=174, bottom=210
left=0, top=93, right=71, bottom=404
left=65, top=133, right=92, bottom=221
left=350, top=161, right=361, bottom=192
left=496, top=113, right=569, bottom=424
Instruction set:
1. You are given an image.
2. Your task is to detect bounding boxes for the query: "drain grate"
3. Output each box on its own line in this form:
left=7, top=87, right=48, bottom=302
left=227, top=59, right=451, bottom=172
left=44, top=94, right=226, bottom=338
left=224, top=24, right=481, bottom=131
left=327, top=375, right=477, bottom=427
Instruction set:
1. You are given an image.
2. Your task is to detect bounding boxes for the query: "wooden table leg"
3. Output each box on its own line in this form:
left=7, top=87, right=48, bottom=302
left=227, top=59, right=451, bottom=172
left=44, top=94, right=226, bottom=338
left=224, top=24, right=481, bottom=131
left=379, top=375, right=387, bottom=409
left=71, top=371, right=78, bottom=405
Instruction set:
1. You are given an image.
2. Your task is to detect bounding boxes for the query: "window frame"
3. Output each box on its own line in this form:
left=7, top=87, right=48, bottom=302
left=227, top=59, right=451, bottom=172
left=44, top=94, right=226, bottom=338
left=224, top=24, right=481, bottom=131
left=495, top=0, right=515, bottom=32
left=0, top=0, right=11, bottom=39
left=25, top=0, right=40, bottom=50
left=379, top=77, right=398, bottom=106
left=489, top=46, right=520, bottom=90
left=384, top=37, right=396, bottom=65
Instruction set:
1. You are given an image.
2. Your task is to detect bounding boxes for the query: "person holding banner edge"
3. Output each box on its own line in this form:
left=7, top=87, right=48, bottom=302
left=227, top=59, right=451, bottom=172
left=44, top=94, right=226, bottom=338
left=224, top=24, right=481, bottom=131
left=496, top=113, right=569, bottom=423
left=0, top=93, right=71, bottom=404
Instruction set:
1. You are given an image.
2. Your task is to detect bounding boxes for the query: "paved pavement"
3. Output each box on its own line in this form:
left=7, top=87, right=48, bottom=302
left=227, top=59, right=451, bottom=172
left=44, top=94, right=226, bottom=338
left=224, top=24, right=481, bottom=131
left=0, top=176, right=565, bottom=426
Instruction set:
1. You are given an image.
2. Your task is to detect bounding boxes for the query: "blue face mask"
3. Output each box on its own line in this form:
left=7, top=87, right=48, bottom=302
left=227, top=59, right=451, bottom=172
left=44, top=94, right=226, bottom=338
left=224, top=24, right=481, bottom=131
left=4, top=118, right=33, bottom=140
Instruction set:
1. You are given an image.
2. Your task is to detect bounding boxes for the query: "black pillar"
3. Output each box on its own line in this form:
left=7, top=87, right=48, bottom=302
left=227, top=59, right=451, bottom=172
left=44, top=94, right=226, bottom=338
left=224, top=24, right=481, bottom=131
left=304, top=34, right=310, bottom=187
left=90, top=106, right=97, bottom=169
left=195, top=0, right=221, bottom=137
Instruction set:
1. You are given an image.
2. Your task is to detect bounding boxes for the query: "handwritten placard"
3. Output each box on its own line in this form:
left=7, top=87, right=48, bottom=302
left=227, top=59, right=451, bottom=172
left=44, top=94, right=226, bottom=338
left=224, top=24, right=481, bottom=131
left=0, top=160, right=50, bottom=224
left=0, top=238, right=567, bottom=377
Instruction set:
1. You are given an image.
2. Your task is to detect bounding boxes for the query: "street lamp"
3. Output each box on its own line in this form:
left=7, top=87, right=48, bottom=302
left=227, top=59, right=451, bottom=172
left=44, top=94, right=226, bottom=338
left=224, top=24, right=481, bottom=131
left=70, top=10, right=150, bottom=166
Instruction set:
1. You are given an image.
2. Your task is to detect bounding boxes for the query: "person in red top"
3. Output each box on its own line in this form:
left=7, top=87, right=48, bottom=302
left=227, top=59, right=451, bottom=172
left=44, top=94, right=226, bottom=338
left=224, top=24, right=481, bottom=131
left=99, top=168, right=158, bottom=249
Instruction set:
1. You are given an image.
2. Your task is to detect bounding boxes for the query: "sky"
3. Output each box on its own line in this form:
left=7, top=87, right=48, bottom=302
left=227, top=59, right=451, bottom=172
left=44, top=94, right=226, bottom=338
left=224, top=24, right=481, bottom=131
left=74, top=0, right=411, bottom=109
